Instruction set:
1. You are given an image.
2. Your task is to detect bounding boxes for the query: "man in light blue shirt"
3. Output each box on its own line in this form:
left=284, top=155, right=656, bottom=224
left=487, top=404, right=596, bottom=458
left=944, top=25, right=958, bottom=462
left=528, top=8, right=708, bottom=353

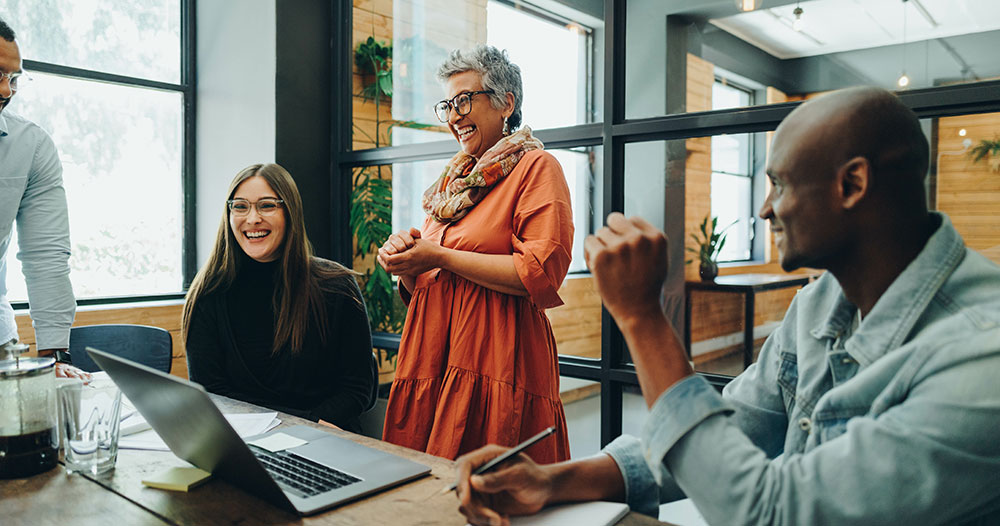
left=0, top=18, right=85, bottom=378
left=454, top=87, right=1000, bottom=525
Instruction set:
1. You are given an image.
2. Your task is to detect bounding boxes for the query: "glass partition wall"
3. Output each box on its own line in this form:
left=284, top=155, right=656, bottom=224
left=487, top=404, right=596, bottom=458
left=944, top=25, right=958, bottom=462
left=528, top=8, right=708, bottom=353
left=333, top=0, right=1000, bottom=448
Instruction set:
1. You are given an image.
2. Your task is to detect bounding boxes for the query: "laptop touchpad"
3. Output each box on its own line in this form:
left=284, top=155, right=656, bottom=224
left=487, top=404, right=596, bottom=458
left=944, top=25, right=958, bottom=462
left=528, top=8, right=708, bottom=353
left=289, top=436, right=385, bottom=476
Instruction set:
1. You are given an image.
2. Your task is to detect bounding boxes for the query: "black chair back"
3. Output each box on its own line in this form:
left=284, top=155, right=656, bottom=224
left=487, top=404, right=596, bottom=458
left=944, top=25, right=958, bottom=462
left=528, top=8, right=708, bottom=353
left=68, top=324, right=172, bottom=373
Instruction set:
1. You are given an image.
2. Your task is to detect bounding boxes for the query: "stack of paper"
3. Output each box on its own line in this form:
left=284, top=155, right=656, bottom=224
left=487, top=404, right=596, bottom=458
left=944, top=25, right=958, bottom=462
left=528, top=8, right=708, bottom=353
left=119, top=412, right=280, bottom=451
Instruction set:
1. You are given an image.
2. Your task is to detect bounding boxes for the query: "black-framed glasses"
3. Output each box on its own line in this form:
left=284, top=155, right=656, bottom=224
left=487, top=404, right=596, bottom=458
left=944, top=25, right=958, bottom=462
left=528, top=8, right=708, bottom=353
left=227, top=198, right=284, bottom=217
left=0, top=70, right=28, bottom=93
left=433, top=90, right=495, bottom=123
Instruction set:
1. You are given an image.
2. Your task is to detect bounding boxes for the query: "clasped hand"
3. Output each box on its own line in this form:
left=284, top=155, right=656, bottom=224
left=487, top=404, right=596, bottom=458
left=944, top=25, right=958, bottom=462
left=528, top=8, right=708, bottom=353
left=376, top=227, right=442, bottom=277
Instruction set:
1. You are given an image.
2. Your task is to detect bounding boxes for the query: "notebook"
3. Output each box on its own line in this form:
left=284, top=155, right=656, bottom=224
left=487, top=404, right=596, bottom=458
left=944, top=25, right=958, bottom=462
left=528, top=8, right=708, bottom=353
left=87, top=347, right=431, bottom=516
left=504, top=501, right=630, bottom=526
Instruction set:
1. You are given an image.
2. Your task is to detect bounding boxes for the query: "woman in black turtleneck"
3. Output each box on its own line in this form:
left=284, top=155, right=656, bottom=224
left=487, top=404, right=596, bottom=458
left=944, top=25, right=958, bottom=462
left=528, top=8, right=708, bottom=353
left=182, top=163, right=376, bottom=433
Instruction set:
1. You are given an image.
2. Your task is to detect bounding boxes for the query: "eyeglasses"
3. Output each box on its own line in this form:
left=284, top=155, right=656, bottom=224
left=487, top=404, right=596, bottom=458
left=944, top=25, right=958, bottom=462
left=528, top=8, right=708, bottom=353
left=0, top=70, right=27, bottom=93
left=227, top=198, right=284, bottom=217
left=433, top=90, right=495, bottom=123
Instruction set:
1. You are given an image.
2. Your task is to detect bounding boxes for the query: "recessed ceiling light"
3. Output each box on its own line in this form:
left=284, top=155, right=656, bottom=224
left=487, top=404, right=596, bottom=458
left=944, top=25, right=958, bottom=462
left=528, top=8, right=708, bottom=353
left=736, top=0, right=761, bottom=13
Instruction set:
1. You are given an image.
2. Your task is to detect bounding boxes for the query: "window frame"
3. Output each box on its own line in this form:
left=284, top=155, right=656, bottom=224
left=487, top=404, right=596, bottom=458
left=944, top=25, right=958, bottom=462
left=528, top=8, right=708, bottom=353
left=331, top=1, right=1000, bottom=448
left=9, top=0, right=197, bottom=310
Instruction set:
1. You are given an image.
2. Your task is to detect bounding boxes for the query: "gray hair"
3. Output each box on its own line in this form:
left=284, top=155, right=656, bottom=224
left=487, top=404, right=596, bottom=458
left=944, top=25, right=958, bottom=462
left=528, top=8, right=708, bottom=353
left=437, top=45, right=523, bottom=131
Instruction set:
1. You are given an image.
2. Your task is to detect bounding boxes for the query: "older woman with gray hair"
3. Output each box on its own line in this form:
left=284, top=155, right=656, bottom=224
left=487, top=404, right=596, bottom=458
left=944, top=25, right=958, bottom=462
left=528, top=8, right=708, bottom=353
left=378, top=45, right=572, bottom=463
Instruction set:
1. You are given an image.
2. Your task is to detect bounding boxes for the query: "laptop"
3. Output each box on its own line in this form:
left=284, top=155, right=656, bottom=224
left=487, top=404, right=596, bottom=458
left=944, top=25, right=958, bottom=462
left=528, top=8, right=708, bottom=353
left=87, top=347, right=431, bottom=516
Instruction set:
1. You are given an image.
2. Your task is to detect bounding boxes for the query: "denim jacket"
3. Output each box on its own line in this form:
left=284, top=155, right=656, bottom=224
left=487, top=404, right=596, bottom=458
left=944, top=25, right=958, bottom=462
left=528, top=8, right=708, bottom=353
left=605, top=213, right=1000, bottom=525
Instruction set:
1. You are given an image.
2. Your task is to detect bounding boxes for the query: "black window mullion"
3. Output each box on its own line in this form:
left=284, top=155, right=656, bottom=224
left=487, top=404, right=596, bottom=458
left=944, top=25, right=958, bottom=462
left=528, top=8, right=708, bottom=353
left=599, top=0, right=627, bottom=449
left=331, top=0, right=354, bottom=267
left=181, top=0, right=197, bottom=288
left=21, top=60, right=186, bottom=93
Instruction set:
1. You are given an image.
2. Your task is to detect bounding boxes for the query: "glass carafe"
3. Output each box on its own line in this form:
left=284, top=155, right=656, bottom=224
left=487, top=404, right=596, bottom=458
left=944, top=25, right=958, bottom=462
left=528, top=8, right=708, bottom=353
left=0, top=339, right=58, bottom=478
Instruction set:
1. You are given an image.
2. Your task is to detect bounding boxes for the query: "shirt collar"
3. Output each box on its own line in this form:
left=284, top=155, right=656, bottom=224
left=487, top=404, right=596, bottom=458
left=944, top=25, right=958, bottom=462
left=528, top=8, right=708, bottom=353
left=0, top=112, right=8, bottom=137
left=813, top=213, right=965, bottom=366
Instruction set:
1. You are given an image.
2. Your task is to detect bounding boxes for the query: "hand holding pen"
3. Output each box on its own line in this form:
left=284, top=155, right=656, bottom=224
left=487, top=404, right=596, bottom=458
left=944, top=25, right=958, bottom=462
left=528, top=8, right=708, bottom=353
left=451, top=427, right=558, bottom=525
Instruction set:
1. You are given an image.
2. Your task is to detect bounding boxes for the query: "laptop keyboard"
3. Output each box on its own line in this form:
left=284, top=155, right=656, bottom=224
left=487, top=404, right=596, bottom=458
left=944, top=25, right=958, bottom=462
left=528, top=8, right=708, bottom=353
left=251, top=446, right=362, bottom=498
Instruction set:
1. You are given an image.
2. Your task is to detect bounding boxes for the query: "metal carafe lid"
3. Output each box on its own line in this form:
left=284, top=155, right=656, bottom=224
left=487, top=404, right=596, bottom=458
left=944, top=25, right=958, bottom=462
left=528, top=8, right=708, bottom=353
left=0, top=338, right=55, bottom=378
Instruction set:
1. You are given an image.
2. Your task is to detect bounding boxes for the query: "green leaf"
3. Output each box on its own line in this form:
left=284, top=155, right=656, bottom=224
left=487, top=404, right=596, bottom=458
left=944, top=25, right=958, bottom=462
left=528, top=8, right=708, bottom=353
left=378, top=73, right=393, bottom=97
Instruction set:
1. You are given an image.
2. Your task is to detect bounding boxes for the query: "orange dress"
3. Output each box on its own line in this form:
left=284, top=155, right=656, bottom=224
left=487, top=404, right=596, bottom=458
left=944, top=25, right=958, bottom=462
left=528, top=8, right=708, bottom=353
left=382, top=150, right=573, bottom=463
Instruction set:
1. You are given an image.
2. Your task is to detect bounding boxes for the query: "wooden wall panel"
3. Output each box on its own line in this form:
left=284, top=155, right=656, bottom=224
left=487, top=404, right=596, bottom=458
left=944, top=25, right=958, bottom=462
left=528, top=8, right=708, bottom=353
left=547, top=276, right=601, bottom=359
left=937, top=112, right=1000, bottom=262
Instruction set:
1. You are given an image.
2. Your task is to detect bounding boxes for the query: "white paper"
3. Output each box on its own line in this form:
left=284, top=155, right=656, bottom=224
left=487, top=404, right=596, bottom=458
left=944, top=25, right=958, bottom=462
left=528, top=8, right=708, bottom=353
left=247, top=432, right=308, bottom=452
left=659, top=498, right=709, bottom=526
left=119, top=412, right=279, bottom=451
left=474, top=501, right=629, bottom=526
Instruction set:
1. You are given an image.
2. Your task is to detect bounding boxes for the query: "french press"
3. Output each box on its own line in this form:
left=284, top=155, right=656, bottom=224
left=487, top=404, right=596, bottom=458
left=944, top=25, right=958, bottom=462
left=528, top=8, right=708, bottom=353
left=0, top=338, right=59, bottom=478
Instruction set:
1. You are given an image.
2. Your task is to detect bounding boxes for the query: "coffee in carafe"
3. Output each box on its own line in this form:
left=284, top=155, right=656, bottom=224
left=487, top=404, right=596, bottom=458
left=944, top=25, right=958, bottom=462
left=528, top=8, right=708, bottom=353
left=0, top=339, right=58, bottom=478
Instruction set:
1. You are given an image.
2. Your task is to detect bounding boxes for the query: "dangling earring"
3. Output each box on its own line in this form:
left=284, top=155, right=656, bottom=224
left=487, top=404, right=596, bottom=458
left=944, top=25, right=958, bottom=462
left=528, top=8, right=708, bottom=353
left=502, top=117, right=510, bottom=136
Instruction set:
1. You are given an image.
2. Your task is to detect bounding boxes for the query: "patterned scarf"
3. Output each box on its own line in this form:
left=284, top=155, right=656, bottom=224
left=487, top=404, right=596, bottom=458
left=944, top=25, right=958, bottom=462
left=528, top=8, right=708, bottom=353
left=422, top=127, right=544, bottom=223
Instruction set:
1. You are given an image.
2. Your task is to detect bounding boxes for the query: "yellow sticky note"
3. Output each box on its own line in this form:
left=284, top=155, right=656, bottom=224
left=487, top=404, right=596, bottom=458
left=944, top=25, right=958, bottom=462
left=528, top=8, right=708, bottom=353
left=142, top=467, right=212, bottom=492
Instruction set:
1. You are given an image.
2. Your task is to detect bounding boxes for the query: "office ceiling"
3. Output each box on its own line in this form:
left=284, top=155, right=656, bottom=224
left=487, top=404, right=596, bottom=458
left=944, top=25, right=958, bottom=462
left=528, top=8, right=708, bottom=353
left=708, top=0, right=1000, bottom=86
left=711, top=0, right=1000, bottom=59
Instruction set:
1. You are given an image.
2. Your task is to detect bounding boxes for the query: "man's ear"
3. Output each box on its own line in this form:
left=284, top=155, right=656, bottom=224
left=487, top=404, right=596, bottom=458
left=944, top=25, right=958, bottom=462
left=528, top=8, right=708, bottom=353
left=837, top=156, right=870, bottom=210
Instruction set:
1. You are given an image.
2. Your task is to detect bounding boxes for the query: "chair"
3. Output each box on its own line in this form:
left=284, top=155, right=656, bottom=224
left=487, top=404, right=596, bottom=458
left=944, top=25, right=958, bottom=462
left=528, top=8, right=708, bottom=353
left=67, top=324, right=173, bottom=373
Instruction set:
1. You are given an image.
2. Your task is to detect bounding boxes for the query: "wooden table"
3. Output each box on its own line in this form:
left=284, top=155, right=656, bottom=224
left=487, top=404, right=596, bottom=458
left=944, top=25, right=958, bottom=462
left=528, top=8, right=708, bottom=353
left=685, top=273, right=816, bottom=369
left=3, top=395, right=671, bottom=526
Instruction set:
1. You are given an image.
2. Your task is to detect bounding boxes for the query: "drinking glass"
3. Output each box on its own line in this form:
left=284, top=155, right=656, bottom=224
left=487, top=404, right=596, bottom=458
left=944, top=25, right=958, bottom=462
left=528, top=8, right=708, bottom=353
left=58, top=380, right=122, bottom=475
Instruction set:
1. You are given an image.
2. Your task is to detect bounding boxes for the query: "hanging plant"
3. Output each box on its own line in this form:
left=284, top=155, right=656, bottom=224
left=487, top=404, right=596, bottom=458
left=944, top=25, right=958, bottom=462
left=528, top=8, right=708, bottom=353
left=355, top=37, right=393, bottom=103
left=968, top=136, right=1000, bottom=173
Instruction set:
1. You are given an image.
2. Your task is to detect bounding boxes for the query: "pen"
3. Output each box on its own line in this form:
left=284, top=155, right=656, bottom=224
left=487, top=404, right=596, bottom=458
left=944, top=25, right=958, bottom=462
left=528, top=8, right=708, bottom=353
left=442, top=426, right=557, bottom=495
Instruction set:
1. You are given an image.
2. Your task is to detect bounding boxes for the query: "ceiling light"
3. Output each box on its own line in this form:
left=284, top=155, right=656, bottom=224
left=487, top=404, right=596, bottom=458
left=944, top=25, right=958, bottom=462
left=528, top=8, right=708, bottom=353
left=735, top=0, right=761, bottom=12
left=958, top=128, right=967, bottom=137
left=792, top=4, right=804, bottom=31
left=897, top=73, right=910, bottom=87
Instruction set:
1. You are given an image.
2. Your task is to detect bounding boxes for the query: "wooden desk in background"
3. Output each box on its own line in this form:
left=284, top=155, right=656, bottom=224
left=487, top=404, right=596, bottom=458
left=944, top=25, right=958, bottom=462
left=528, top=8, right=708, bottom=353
left=685, top=273, right=816, bottom=369
left=3, top=394, right=670, bottom=526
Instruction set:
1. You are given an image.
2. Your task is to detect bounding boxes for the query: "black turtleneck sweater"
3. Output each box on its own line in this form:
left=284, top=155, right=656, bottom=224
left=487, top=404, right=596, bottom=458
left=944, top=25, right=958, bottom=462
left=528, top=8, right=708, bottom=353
left=185, top=257, right=376, bottom=433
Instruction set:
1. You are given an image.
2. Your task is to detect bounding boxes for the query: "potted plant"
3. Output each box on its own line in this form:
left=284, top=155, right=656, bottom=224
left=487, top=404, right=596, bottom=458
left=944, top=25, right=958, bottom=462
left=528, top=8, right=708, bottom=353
left=968, top=136, right=1000, bottom=173
left=687, top=215, right=735, bottom=281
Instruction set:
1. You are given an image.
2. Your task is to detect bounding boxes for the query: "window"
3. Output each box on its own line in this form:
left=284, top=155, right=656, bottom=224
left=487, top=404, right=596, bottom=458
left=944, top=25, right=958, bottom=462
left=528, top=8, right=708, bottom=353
left=3, top=1, right=192, bottom=302
left=711, top=79, right=755, bottom=262
left=486, top=2, right=595, bottom=272
left=377, top=0, right=597, bottom=273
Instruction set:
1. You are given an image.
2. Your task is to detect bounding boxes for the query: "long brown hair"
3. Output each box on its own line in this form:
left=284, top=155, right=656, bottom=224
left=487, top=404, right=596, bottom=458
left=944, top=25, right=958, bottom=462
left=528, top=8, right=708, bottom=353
left=182, top=163, right=360, bottom=354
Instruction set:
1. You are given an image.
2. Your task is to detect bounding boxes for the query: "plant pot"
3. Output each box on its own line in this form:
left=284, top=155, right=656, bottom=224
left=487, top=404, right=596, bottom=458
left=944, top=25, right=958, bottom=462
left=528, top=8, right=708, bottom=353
left=699, top=261, right=719, bottom=281
left=376, top=347, right=397, bottom=385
